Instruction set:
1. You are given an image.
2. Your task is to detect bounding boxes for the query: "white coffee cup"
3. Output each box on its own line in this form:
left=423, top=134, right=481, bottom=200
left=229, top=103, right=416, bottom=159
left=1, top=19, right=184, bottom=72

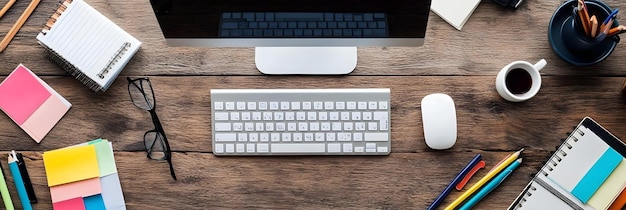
left=496, top=59, right=547, bottom=102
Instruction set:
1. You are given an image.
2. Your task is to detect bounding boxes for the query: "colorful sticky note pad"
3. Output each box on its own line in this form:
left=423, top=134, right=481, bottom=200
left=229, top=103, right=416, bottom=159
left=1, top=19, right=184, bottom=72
left=43, top=145, right=100, bottom=187
left=45, top=139, right=127, bottom=209
left=0, top=64, right=71, bottom=143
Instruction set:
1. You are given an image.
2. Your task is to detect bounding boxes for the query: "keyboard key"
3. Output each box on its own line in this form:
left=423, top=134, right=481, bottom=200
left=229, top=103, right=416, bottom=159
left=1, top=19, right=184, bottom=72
left=365, top=133, right=389, bottom=141
left=343, top=143, right=353, bottom=152
left=215, top=133, right=236, bottom=142
left=272, top=144, right=326, bottom=153
left=246, top=144, right=256, bottom=152
left=226, top=144, right=235, bottom=153
left=328, top=143, right=341, bottom=153
left=258, top=144, right=269, bottom=153
left=214, top=144, right=224, bottom=153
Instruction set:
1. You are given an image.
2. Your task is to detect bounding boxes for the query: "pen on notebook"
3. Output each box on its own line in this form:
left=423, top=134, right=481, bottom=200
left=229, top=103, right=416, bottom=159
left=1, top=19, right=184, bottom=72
left=8, top=151, right=32, bottom=210
left=16, top=153, right=36, bottom=203
left=458, top=158, right=523, bottom=210
left=444, top=148, right=523, bottom=210
left=427, top=154, right=483, bottom=210
left=0, top=162, right=14, bottom=210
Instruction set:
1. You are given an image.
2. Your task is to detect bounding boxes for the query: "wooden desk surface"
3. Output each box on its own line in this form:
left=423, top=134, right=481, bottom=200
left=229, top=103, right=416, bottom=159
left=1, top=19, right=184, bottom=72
left=1, top=0, right=626, bottom=209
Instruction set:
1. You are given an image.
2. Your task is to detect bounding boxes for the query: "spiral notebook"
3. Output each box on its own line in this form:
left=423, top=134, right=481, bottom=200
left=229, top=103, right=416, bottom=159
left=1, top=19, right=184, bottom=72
left=36, top=0, right=141, bottom=92
left=509, top=117, right=626, bottom=210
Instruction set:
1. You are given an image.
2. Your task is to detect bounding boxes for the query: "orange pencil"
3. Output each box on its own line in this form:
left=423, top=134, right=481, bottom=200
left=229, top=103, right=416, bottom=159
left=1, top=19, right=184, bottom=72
left=0, top=0, right=16, bottom=19
left=607, top=25, right=626, bottom=37
left=0, top=0, right=41, bottom=52
left=577, top=0, right=591, bottom=36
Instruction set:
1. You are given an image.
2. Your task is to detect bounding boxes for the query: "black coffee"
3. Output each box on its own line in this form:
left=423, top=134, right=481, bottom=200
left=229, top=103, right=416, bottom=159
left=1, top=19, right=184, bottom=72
left=505, top=68, right=532, bottom=94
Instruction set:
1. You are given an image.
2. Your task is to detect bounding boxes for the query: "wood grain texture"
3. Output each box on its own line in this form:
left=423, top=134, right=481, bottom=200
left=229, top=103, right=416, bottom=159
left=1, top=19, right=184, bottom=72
left=0, top=0, right=625, bottom=209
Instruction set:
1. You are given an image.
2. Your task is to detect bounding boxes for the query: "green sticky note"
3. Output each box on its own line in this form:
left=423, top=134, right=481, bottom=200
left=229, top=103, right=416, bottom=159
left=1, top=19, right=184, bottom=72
left=92, top=140, right=117, bottom=176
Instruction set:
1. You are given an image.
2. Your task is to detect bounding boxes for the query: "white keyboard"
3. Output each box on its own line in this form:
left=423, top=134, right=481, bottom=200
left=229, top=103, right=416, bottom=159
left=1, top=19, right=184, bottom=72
left=211, top=89, right=391, bottom=155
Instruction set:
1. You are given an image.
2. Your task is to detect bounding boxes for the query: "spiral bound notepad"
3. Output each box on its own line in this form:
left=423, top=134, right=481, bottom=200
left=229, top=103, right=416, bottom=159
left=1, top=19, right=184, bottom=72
left=509, top=117, right=626, bottom=210
left=36, top=0, right=141, bottom=92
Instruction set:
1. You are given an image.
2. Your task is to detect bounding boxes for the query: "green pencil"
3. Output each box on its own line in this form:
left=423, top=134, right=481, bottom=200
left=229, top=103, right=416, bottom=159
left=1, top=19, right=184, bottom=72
left=0, top=162, right=14, bottom=210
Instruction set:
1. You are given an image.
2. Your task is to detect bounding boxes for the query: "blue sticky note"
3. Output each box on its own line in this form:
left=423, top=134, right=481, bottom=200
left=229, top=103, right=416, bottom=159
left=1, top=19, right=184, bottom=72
left=83, top=194, right=106, bottom=210
left=571, top=148, right=623, bottom=203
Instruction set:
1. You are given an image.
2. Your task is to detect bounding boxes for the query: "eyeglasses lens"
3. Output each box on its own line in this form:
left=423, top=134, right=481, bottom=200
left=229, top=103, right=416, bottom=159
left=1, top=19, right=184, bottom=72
left=144, top=131, right=167, bottom=160
left=129, top=80, right=155, bottom=110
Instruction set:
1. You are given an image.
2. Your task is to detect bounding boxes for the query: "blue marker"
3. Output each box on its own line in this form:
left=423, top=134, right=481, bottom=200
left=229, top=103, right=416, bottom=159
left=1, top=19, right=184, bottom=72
left=602, top=8, right=619, bottom=26
left=427, top=154, right=483, bottom=210
left=8, top=151, right=31, bottom=210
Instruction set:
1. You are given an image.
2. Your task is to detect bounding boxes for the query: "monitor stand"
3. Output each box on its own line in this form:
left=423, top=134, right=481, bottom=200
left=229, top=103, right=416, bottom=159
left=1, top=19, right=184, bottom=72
left=255, top=47, right=357, bottom=75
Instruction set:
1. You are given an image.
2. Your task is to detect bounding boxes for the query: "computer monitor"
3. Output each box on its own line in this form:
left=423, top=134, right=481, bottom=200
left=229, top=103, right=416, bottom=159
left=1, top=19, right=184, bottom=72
left=149, top=0, right=431, bottom=74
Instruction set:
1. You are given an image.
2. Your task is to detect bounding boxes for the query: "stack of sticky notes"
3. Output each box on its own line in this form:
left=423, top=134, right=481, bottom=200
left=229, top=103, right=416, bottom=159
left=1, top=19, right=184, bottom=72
left=0, top=64, right=71, bottom=143
left=430, top=0, right=481, bottom=30
left=43, top=139, right=126, bottom=210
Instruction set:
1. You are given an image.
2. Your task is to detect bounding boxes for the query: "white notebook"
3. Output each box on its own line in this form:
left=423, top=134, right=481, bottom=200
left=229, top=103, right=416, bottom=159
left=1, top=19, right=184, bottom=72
left=509, top=117, right=626, bottom=210
left=36, top=0, right=141, bottom=92
left=430, top=0, right=481, bottom=30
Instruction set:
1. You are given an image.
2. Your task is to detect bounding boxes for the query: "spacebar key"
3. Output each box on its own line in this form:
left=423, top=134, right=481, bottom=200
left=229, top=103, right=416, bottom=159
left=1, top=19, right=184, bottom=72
left=271, top=144, right=326, bottom=153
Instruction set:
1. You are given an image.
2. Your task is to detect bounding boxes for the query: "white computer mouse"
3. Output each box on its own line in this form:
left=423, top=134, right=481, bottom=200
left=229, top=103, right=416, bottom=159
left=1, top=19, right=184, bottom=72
left=421, top=93, right=457, bottom=150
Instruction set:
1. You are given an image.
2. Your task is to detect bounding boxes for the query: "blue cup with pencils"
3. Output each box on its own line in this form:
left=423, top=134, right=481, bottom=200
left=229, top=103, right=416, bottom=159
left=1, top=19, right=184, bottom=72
left=549, top=0, right=622, bottom=66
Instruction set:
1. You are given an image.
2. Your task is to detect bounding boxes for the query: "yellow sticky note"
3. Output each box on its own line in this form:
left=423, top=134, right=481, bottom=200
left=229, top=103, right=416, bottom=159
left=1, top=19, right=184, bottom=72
left=43, top=144, right=100, bottom=187
left=588, top=159, right=626, bottom=209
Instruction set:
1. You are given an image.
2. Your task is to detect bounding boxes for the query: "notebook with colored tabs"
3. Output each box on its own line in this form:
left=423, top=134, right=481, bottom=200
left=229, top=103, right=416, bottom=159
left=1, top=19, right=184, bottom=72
left=0, top=64, right=71, bottom=143
left=509, top=117, right=626, bottom=210
left=43, top=139, right=126, bottom=210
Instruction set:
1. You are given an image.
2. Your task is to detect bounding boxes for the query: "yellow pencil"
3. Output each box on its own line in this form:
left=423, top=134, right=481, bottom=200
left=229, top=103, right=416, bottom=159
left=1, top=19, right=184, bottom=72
left=577, top=0, right=591, bottom=36
left=444, top=148, right=524, bottom=210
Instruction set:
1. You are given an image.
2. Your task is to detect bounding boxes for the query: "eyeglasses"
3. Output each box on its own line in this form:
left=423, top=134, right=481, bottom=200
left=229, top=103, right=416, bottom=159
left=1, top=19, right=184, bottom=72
left=127, top=77, right=176, bottom=180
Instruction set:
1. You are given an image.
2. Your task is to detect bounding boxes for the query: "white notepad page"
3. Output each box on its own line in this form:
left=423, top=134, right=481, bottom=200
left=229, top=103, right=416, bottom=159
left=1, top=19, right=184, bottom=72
left=36, top=0, right=141, bottom=90
left=430, top=0, right=481, bottom=30
left=545, top=126, right=609, bottom=192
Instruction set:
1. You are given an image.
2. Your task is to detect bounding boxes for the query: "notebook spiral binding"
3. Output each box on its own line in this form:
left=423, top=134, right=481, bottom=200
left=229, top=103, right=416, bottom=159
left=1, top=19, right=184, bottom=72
left=42, top=45, right=103, bottom=92
left=98, top=42, right=131, bottom=79
left=42, top=0, right=72, bottom=35
left=540, top=128, right=583, bottom=176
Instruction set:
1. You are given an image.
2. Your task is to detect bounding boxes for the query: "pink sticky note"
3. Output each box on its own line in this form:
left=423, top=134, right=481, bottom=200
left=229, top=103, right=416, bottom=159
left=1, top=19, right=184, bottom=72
left=21, top=95, right=71, bottom=143
left=53, top=197, right=86, bottom=210
left=50, top=178, right=102, bottom=203
left=0, top=64, right=51, bottom=125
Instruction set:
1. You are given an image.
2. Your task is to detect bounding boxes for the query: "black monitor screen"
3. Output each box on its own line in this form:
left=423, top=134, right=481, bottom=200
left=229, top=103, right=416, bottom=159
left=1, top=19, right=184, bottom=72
left=150, top=0, right=431, bottom=40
